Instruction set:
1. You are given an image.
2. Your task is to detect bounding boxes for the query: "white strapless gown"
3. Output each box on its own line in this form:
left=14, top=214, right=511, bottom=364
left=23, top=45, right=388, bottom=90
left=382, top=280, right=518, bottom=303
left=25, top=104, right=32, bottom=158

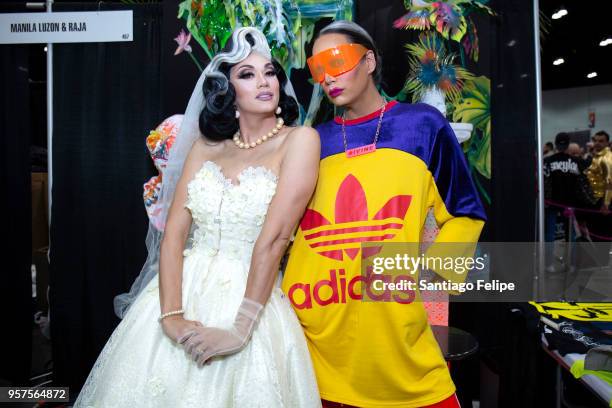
left=74, top=161, right=321, bottom=408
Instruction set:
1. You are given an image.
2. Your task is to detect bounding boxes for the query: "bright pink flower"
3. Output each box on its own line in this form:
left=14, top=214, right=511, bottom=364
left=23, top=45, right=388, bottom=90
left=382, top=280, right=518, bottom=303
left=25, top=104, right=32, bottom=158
left=174, top=29, right=192, bottom=55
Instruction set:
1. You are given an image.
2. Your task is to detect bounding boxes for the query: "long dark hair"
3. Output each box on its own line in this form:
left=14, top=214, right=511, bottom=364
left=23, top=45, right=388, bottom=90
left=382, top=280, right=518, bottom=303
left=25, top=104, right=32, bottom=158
left=198, top=34, right=298, bottom=141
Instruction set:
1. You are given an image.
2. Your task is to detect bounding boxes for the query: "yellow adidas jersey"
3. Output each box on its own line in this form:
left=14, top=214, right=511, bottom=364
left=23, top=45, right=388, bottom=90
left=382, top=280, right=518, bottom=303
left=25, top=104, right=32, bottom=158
left=282, top=102, right=486, bottom=407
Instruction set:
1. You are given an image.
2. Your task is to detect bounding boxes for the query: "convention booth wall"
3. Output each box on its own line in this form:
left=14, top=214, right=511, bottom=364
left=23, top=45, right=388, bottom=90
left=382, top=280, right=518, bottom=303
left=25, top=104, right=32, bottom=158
left=0, top=0, right=540, bottom=402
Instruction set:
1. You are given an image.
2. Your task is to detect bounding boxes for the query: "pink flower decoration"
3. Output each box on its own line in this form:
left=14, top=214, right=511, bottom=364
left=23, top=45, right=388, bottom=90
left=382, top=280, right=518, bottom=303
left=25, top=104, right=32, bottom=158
left=393, top=14, right=409, bottom=29
left=393, top=9, right=431, bottom=30
left=174, top=29, right=192, bottom=55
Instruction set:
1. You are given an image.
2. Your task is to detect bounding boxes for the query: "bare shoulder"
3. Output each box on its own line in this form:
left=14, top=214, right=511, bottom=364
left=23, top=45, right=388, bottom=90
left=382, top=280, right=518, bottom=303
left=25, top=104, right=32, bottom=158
left=278, top=126, right=320, bottom=177
left=283, top=126, right=320, bottom=154
left=180, top=137, right=223, bottom=176
left=286, top=126, right=320, bottom=143
left=192, top=136, right=225, bottom=154
left=186, top=136, right=225, bottom=163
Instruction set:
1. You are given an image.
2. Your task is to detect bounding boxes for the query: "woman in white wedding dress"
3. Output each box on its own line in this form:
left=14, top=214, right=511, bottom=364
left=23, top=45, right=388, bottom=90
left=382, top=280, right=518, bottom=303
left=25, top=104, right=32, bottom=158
left=74, top=27, right=321, bottom=408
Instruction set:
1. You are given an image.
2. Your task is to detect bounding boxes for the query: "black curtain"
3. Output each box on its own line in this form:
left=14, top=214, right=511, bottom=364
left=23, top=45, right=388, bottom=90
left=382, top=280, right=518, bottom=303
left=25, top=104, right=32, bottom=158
left=160, top=0, right=203, bottom=118
left=49, top=3, right=162, bottom=394
left=449, top=1, right=542, bottom=407
left=0, top=44, right=33, bottom=385
left=355, top=0, right=419, bottom=97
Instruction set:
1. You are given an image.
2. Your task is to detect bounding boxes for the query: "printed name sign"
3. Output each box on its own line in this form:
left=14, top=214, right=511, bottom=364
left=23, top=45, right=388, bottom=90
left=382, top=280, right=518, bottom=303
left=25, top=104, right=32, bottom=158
left=0, top=11, right=133, bottom=44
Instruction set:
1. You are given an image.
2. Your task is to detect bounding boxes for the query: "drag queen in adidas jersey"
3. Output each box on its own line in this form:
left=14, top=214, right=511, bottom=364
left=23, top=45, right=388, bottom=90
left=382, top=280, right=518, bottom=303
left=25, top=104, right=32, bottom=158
left=282, top=21, right=486, bottom=408
left=74, top=27, right=321, bottom=408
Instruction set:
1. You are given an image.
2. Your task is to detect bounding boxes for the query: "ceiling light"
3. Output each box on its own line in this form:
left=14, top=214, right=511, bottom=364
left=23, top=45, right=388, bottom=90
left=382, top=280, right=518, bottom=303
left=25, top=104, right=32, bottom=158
left=600, top=38, right=612, bottom=47
left=587, top=72, right=597, bottom=79
left=552, top=8, right=568, bottom=19
left=553, top=58, right=564, bottom=65
left=44, top=46, right=47, bottom=52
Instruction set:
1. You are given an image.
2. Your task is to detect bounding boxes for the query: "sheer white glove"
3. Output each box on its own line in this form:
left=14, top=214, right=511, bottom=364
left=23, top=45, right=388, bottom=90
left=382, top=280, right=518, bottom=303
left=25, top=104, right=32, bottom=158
left=160, top=316, right=203, bottom=344
left=181, top=298, right=263, bottom=366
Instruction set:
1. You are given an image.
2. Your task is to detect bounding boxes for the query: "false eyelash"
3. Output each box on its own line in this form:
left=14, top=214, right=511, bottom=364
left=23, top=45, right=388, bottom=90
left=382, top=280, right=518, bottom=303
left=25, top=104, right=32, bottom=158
left=238, top=70, right=276, bottom=79
left=238, top=72, right=254, bottom=79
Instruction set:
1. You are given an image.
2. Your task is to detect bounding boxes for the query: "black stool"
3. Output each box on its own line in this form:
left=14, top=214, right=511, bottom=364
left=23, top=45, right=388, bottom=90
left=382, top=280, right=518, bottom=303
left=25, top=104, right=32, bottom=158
left=431, top=325, right=479, bottom=361
left=432, top=325, right=479, bottom=407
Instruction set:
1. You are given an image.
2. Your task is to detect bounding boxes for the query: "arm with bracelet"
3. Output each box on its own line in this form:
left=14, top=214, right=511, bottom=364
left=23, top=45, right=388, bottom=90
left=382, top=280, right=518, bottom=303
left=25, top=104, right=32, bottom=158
left=157, top=140, right=209, bottom=343
left=183, top=127, right=320, bottom=367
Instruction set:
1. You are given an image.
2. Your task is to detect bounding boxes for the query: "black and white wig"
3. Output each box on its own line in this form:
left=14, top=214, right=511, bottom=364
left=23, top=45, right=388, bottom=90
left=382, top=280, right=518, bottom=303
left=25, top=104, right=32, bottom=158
left=111, top=27, right=298, bottom=318
left=199, top=27, right=299, bottom=141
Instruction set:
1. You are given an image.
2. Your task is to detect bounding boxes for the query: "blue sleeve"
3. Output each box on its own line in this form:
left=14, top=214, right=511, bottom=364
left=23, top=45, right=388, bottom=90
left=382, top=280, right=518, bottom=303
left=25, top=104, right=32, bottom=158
left=427, top=120, right=487, bottom=221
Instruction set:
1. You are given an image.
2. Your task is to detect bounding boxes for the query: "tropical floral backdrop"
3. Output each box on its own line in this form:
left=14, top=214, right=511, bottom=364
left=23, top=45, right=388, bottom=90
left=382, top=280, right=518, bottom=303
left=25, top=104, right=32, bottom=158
left=394, top=0, right=493, bottom=204
left=172, top=0, right=492, bottom=204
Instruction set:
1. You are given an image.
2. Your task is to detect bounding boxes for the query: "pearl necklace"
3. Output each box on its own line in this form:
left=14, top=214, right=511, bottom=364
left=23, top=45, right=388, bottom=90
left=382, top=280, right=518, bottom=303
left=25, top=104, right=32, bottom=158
left=233, top=117, right=284, bottom=149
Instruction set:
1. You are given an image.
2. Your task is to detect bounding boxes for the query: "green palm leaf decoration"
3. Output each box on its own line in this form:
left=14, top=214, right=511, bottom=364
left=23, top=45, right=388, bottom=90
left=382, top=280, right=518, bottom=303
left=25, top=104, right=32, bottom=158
left=178, top=0, right=306, bottom=71
left=453, top=76, right=491, bottom=185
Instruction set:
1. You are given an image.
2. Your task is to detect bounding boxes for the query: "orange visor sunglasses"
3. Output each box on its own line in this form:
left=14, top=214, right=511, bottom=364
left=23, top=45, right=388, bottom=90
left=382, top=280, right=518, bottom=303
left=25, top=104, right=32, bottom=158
left=307, top=43, right=368, bottom=83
